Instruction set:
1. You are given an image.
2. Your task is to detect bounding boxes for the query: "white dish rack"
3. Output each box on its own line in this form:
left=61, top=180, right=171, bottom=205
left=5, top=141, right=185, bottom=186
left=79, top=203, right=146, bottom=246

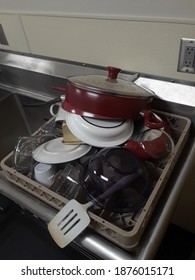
left=1, top=110, right=191, bottom=251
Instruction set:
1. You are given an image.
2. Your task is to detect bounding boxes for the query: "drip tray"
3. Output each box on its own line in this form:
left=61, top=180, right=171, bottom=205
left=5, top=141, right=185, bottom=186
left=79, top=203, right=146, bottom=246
left=0, top=206, right=91, bottom=260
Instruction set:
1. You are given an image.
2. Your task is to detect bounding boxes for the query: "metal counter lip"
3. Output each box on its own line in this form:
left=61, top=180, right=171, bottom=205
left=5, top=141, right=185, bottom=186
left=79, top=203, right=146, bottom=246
left=1, top=139, right=195, bottom=260
left=0, top=51, right=195, bottom=107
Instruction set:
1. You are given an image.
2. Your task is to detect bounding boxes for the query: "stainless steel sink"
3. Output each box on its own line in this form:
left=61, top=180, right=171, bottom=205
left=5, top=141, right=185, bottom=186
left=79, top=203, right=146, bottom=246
left=0, top=90, right=52, bottom=161
left=0, top=91, right=30, bottom=160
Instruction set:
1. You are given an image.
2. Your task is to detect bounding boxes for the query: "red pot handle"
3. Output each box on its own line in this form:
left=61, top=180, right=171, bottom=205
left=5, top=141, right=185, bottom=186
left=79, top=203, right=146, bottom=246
left=52, top=86, right=66, bottom=93
left=143, top=110, right=164, bottom=129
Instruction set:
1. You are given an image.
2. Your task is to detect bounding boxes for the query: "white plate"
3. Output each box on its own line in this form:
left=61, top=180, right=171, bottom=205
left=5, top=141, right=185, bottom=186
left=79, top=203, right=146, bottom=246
left=65, top=112, right=134, bottom=147
left=33, top=137, right=91, bottom=164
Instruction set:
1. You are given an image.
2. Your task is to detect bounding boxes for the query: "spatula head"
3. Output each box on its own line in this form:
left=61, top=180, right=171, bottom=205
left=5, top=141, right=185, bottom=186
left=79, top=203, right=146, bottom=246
left=48, top=200, right=91, bottom=248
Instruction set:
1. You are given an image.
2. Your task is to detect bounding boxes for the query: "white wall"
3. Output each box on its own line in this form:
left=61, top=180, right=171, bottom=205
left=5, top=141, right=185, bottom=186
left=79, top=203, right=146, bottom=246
left=0, top=1, right=195, bottom=82
left=20, top=16, right=195, bottom=80
left=0, top=0, right=195, bottom=23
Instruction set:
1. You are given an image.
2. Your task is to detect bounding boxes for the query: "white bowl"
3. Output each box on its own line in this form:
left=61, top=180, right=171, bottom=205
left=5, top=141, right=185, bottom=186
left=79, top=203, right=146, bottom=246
left=34, top=162, right=56, bottom=187
left=65, top=112, right=134, bottom=147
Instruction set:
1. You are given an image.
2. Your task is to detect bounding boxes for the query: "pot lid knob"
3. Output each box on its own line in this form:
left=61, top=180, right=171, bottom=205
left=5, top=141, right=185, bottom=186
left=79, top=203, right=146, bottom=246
left=107, top=66, right=121, bottom=81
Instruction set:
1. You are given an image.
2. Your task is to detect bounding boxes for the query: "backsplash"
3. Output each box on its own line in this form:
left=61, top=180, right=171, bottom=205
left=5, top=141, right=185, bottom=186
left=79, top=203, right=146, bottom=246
left=0, top=13, right=195, bottom=83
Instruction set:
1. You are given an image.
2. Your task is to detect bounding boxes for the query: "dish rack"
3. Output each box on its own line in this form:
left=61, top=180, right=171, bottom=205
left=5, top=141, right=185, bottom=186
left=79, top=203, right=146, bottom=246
left=0, top=110, right=191, bottom=251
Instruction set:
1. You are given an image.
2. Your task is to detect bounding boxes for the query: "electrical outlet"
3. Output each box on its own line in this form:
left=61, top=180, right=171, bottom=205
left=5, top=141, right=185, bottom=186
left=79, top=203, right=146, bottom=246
left=177, top=38, right=195, bottom=73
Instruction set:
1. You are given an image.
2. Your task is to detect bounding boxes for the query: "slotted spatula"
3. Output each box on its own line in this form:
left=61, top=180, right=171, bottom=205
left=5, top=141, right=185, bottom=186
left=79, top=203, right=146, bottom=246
left=48, top=169, right=142, bottom=248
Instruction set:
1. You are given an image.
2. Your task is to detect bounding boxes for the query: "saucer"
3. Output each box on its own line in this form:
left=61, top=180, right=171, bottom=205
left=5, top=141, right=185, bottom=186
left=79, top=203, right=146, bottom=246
left=33, top=137, right=91, bottom=164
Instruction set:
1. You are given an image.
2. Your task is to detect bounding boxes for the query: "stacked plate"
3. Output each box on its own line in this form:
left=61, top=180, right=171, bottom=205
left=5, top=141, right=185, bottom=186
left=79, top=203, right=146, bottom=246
left=64, top=111, right=134, bottom=148
left=32, top=94, right=134, bottom=165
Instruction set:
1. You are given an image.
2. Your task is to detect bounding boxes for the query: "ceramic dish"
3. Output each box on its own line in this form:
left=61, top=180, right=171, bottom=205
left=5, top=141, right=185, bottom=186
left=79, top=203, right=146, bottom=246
left=65, top=112, right=134, bottom=147
left=32, top=137, right=91, bottom=164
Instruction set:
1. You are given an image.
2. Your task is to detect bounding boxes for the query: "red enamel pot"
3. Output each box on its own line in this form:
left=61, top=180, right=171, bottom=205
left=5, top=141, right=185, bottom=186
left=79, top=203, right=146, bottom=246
left=52, top=66, right=154, bottom=119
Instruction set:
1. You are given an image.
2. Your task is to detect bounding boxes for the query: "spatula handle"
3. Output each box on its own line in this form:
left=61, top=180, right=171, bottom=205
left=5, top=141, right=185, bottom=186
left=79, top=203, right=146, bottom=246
left=97, top=168, right=143, bottom=201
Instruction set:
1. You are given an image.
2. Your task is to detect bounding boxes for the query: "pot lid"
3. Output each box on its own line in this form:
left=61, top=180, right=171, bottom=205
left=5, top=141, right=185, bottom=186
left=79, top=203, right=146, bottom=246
left=68, top=66, right=154, bottom=98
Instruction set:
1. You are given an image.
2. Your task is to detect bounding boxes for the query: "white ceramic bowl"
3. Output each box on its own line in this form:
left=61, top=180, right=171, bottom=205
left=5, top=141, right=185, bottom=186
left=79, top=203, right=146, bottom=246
left=65, top=112, right=134, bottom=147
left=34, top=162, right=56, bottom=187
